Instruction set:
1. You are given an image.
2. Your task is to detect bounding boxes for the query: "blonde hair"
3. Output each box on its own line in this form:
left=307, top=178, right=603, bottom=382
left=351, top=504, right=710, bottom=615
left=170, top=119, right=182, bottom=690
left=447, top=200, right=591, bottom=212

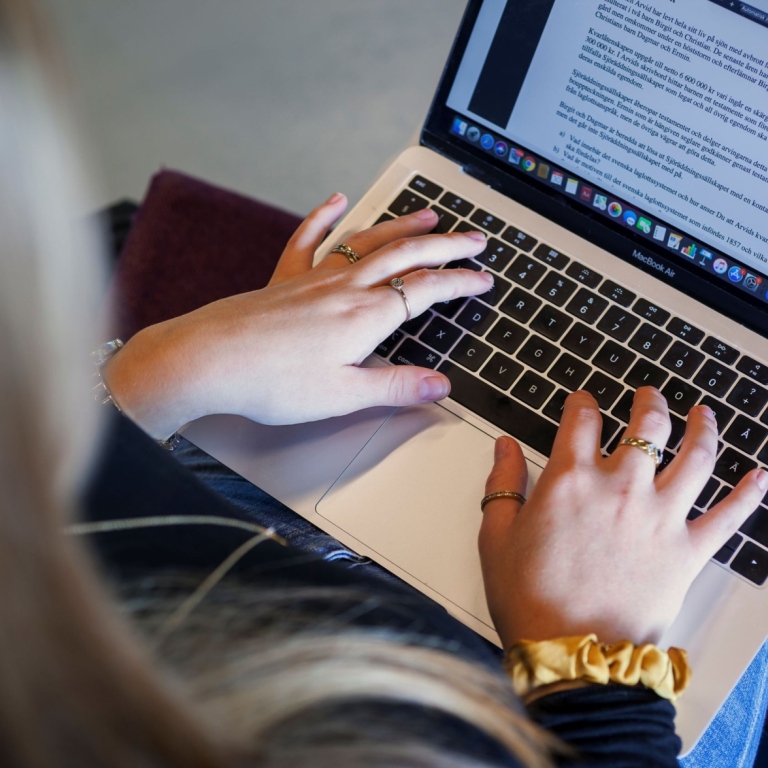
left=0, top=3, right=555, bottom=766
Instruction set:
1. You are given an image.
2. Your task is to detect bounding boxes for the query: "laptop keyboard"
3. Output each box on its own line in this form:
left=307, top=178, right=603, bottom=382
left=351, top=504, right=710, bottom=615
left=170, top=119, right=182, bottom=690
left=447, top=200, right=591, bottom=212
left=375, top=174, right=768, bottom=588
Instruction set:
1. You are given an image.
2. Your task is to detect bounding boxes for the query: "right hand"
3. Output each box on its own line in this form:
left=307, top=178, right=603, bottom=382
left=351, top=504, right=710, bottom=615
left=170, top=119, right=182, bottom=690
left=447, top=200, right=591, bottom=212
left=478, top=388, right=767, bottom=649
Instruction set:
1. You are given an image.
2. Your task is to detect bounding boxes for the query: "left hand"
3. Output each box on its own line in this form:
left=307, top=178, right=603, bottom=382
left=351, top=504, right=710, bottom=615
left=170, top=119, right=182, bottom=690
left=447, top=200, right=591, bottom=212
left=104, top=193, right=492, bottom=438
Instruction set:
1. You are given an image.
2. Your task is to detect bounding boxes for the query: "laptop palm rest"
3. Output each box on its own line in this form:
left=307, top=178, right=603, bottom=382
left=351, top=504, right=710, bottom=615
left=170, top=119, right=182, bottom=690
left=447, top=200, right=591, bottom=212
left=317, top=403, right=543, bottom=630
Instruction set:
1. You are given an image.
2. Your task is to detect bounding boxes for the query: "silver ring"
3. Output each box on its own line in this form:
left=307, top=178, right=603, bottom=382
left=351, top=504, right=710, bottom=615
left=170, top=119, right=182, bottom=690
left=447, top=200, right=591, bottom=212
left=389, top=277, right=412, bottom=322
left=618, top=436, right=663, bottom=467
left=331, top=243, right=361, bottom=264
left=480, top=491, right=527, bottom=513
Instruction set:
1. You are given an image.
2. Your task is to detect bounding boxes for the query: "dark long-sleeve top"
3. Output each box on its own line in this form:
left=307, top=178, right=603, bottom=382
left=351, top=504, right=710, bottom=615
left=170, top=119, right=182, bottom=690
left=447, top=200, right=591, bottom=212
left=81, top=412, right=681, bottom=766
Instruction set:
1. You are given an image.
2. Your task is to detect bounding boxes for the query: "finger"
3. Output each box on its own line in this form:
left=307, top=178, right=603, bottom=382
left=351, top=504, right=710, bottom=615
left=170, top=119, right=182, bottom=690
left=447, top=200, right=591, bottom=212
left=548, top=390, right=602, bottom=466
left=610, top=387, right=671, bottom=475
left=688, top=468, right=768, bottom=564
left=376, top=267, right=494, bottom=326
left=655, top=405, right=718, bottom=509
left=350, top=364, right=451, bottom=409
left=318, top=209, right=440, bottom=270
left=480, top=436, right=529, bottom=537
left=269, top=193, right=348, bottom=283
left=355, top=230, right=488, bottom=283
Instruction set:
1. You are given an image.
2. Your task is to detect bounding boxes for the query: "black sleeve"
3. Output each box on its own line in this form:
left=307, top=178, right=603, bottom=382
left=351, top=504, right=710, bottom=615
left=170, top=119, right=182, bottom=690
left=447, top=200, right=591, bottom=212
left=528, top=685, right=680, bottom=766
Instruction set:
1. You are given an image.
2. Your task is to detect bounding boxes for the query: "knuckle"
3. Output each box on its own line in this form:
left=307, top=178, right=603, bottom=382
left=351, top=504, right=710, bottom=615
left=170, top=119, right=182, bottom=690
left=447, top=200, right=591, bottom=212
left=685, top=442, right=717, bottom=469
left=638, top=406, right=670, bottom=436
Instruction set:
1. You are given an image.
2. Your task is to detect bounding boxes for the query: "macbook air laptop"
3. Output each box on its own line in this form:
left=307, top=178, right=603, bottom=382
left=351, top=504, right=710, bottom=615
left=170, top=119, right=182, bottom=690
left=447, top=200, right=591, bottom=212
left=184, top=0, right=768, bottom=752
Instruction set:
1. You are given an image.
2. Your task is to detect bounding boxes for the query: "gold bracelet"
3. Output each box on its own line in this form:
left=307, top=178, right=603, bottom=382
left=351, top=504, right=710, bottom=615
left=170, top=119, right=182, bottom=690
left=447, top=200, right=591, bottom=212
left=503, top=634, right=691, bottom=702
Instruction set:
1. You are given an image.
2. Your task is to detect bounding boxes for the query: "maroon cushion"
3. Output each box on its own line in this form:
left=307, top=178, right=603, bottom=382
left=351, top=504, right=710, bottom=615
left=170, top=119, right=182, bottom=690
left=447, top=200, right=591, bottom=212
left=109, top=170, right=303, bottom=340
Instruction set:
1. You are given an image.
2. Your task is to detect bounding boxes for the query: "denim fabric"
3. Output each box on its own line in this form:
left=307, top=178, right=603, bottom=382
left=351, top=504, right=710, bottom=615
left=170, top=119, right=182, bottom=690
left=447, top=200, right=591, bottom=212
left=680, top=639, right=768, bottom=768
left=173, top=437, right=768, bottom=766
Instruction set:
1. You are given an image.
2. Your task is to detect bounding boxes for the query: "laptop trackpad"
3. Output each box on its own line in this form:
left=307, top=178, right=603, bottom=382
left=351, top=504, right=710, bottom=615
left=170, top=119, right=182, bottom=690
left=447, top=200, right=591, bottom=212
left=317, top=403, right=542, bottom=628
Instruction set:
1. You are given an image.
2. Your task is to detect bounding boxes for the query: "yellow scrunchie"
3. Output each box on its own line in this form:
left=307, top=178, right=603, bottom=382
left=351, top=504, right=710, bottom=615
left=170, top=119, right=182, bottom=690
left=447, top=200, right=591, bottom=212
left=503, top=634, right=691, bottom=701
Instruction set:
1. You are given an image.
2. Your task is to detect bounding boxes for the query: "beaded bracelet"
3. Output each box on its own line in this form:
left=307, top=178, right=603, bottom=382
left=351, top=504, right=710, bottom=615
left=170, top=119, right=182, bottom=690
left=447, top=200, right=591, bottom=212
left=503, top=634, right=691, bottom=702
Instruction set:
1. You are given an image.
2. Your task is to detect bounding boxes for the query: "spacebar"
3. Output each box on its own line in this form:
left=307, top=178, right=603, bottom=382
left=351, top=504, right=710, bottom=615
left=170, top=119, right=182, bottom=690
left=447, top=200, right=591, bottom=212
left=438, top=362, right=557, bottom=458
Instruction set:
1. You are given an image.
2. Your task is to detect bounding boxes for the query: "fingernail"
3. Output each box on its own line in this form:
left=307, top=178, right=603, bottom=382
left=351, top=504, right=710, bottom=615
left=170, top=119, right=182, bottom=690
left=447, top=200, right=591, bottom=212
left=419, top=375, right=450, bottom=401
left=495, top=436, right=512, bottom=460
left=480, top=271, right=494, bottom=283
left=756, top=470, right=768, bottom=492
left=326, top=192, right=343, bottom=204
left=415, top=208, right=437, bottom=220
left=466, top=231, right=486, bottom=241
left=700, top=405, right=716, bottom=421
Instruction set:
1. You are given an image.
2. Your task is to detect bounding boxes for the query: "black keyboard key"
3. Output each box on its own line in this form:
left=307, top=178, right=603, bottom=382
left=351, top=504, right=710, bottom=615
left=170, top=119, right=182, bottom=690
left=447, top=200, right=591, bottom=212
left=730, top=541, right=768, bottom=585
left=374, top=213, right=394, bottom=225
left=409, top=175, right=442, bottom=200
left=535, top=272, right=578, bottom=307
left=660, top=341, right=705, bottom=379
left=668, top=414, right=687, bottom=451
left=629, top=324, right=673, bottom=360
left=432, top=297, right=465, bottom=319
left=391, top=338, right=441, bottom=369
left=601, top=415, right=621, bottom=449
left=476, top=273, right=511, bottom=307
left=695, top=477, right=720, bottom=508
left=453, top=220, right=476, bottom=233
left=470, top=208, right=505, bottom=235
left=456, top=300, right=498, bottom=336
left=727, top=378, right=768, bottom=418
left=400, top=312, right=430, bottom=336
left=438, top=192, right=473, bottom=217
left=502, top=227, right=536, bottom=251
left=565, top=261, right=602, bottom=288
left=479, top=352, right=523, bottom=390
left=594, top=340, right=637, bottom=378
left=714, top=447, right=757, bottom=485
left=439, top=361, right=558, bottom=457
left=500, top=287, right=542, bottom=324
left=625, top=359, right=668, bottom=389
left=517, top=335, right=559, bottom=372
left=694, top=359, right=738, bottom=398
left=376, top=330, right=403, bottom=357
left=388, top=190, right=429, bottom=216
left=598, top=279, right=635, bottom=307
left=478, top=238, right=515, bottom=272
left=724, top=415, right=768, bottom=455
left=549, top=353, right=591, bottom=391
left=713, top=534, right=742, bottom=564
left=583, top=371, right=624, bottom=410
left=511, top=370, right=555, bottom=409
left=758, top=441, right=768, bottom=465
left=597, top=305, right=641, bottom=342
left=562, top=323, right=604, bottom=360
left=487, top=318, right=529, bottom=354
left=741, top=507, right=768, bottom=548
left=530, top=305, right=572, bottom=341
left=667, top=317, right=705, bottom=345
left=419, top=316, right=462, bottom=353
left=611, top=389, right=635, bottom=424
left=565, top=288, right=609, bottom=324
left=708, top=485, right=731, bottom=509
left=661, top=377, right=702, bottom=416
left=430, top=206, right=458, bottom=234
left=543, top=389, right=570, bottom=422
left=633, top=298, right=671, bottom=326
left=444, top=257, right=482, bottom=272
left=701, top=336, right=739, bottom=365
left=699, top=395, right=735, bottom=434
left=737, top=355, right=768, bottom=386
left=507, top=254, right=547, bottom=289
left=449, top=335, right=493, bottom=372
left=533, top=243, right=569, bottom=269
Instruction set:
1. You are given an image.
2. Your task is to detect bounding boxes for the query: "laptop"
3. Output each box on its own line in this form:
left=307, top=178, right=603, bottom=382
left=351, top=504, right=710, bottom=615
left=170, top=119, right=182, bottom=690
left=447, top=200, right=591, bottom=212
left=183, top=0, right=768, bottom=752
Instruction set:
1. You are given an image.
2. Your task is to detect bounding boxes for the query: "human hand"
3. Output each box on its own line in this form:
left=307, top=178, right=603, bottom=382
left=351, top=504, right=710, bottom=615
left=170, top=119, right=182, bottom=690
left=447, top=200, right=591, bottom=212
left=478, top=387, right=768, bottom=649
left=105, top=193, right=492, bottom=438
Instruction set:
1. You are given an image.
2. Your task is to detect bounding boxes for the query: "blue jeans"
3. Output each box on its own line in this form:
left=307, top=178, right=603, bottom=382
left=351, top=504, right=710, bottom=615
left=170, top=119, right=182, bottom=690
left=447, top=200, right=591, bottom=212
left=173, top=437, right=768, bottom=767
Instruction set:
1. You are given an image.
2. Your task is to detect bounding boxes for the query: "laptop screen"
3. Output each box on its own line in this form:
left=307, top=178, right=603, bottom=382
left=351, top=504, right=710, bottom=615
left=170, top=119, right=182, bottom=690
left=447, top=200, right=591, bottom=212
left=424, top=0, right=768, bottom=332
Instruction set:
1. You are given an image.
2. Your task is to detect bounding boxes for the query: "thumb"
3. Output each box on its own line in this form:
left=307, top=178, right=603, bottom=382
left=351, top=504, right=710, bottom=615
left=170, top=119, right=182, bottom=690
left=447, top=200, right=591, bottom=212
left=479, top=437, right=528, bottom=543
left=354, top=365, right=451, bottom=408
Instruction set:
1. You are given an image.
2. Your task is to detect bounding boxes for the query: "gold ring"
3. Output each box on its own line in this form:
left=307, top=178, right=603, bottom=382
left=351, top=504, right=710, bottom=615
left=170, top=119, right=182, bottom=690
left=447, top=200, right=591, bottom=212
left=480, top=491, right=527, bottom=513
left=617, top=436, right=663, bottom=467
left=331, top=243, right=361, bottom=264
left=389, top=277, right=412, bottom=322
